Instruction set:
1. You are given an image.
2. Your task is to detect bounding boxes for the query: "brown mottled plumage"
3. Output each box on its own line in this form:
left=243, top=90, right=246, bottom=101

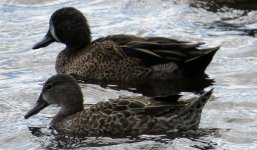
left=25, top=74, right=213, bottom=137
left=33, top=7, right=219, bottom=81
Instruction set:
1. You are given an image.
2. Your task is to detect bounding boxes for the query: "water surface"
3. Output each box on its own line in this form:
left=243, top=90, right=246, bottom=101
left=1, top=0, right=257, bottom=149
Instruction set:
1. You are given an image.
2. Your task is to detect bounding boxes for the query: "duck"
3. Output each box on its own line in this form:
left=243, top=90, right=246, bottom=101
left=24, top=74, right=213, bottom=137
left=32, top=7, right=219, bottom=81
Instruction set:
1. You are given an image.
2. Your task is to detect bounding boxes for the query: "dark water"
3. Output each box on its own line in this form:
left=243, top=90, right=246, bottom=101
left=1, top=0, right=257, bottom=149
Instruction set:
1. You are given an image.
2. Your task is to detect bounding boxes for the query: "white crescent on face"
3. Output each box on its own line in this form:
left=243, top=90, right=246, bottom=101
left=50, top=21, right=61, bottom=42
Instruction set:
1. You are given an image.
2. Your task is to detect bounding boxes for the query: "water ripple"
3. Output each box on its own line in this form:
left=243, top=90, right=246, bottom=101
left=1, top=0, right=257, bottom=149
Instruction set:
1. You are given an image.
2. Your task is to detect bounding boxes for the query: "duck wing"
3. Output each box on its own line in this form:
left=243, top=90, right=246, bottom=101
left=96, top=34, right=219, bottom=76
left=90, top=95, right=190, bottom=117
left=107, top=89, right=213, bottom=117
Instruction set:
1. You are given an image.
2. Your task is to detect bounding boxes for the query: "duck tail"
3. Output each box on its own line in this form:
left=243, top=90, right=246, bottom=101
left=169, top=89, right=213, bottom=130
left=181, top=47, right=219, bottom=77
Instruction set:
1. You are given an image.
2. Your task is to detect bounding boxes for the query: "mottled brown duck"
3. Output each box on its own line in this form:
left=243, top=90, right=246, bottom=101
left=32, top=7, right=219, bottom=81
left=25, top=74, right=213, bottom=137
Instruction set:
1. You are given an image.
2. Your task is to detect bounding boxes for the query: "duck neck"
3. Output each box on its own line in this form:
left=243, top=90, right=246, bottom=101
left=66, top=43, right=88, bottom=54
left=65, top=29, right=92, bottom=53
left=51, top=103, right=84, bottom=126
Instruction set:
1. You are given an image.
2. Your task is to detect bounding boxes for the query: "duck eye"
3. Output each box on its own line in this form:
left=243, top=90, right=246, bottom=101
left=45, top=83, right=53, bottom=90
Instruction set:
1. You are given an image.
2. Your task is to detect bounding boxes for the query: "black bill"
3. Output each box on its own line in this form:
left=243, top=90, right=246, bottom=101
left=24, top=94, right=49, bottom=119
left=32, top=30, right=56, bottom=49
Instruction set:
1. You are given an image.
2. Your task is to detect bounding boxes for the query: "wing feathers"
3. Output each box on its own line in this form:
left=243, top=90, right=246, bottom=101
left=96, top=34, right=219, bottom=68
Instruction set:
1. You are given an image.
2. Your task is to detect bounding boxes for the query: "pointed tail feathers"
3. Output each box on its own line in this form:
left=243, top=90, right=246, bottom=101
left=172, top=89, right=213, bottom=130
left=180, top=89, right=213, bottom=115
left=181, top=47, right=219, bottom=76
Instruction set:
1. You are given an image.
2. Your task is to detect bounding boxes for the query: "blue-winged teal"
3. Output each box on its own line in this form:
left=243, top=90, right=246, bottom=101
left=32, top=7, right=219, bottom=81
left=25, top=74, right=213, bottom=137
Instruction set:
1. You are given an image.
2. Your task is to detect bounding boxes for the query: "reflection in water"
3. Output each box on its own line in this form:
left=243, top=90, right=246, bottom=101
left=189, top=1, right=257, bottom=37
left=83, top=74, right=214, bottom=97
left=28, top=127, right=219, bottom=149
left=207, top=21, right=257, bottom=37
left=190, top=0, right=257, bottom=11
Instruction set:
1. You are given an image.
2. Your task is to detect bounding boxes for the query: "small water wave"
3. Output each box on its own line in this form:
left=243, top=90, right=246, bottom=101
left=1, top=0, right=257, bottom=149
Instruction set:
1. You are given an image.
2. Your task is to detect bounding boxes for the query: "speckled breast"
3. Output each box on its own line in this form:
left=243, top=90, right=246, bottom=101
left=55, top=40, right=154, bottom=81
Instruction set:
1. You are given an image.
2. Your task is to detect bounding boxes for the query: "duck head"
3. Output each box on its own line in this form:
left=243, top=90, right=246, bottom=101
left=32, top=7, right=92, bottom=51
left=24, top=74, right=84, bottom=119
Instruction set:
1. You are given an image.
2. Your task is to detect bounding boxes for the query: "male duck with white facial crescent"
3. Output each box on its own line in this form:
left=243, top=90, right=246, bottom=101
left=33, top=7, right=219, bottom=81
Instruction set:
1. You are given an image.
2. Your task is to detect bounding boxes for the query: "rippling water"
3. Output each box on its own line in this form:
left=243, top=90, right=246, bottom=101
left=1, top=0, right=257, bottom=149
